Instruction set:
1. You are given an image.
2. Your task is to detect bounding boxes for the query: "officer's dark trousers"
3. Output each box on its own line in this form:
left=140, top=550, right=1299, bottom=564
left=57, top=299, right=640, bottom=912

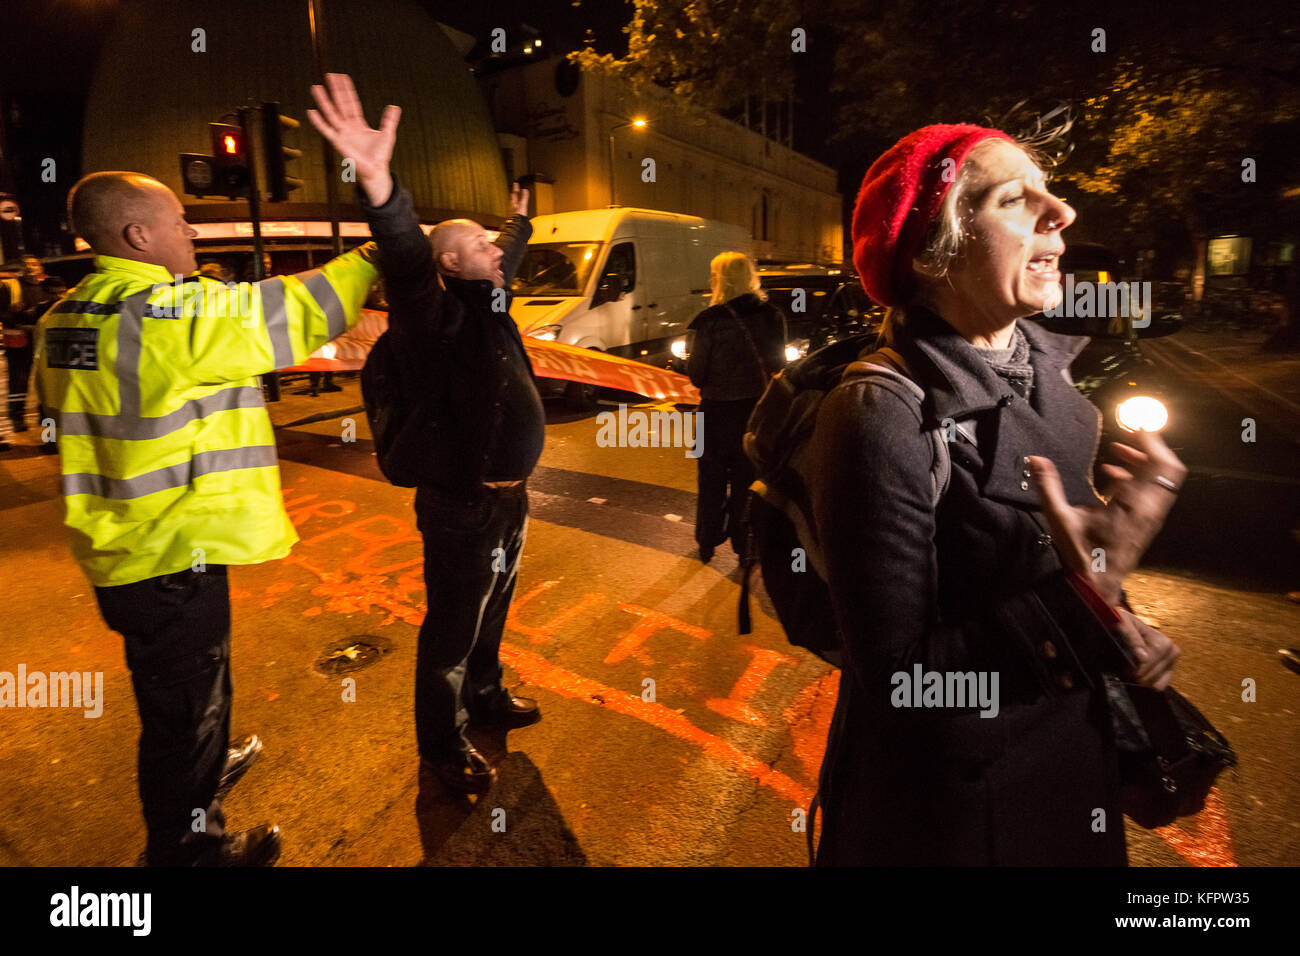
left=414, top=483, right=527, bottom=759
left=695, top=397, right=757, bottom=553
left=95, top=566, right=230, bottom=864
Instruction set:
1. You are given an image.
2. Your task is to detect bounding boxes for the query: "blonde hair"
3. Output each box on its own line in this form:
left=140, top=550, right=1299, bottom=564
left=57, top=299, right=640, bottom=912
left=709, top=251, right=766, bottom=306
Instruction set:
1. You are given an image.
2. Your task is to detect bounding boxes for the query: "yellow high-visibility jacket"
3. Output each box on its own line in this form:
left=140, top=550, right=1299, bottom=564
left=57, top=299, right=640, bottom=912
left=35, top=247, right=378, bottom=587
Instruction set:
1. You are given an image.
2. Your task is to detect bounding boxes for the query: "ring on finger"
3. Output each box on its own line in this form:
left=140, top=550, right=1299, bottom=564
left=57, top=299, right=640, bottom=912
left=1152, top=475, right=1180, bottom=493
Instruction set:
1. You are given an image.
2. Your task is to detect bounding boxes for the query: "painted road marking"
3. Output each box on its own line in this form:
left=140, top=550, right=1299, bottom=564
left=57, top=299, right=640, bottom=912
left=265, top=486, right=1239, bottom=863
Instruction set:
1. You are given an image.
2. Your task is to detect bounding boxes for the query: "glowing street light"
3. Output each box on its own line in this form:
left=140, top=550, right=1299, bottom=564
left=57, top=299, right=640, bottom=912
left=607, top=117, right=649, bottom=206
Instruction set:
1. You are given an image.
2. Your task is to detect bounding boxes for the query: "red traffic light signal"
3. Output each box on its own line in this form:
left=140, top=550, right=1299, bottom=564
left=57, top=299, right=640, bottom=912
left=210, top=123, right=244, bottom=159
left=194, top=122, right=249, bottom=198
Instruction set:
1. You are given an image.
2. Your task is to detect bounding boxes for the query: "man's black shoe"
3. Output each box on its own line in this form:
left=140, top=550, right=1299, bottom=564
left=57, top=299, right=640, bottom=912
left=469, top=691, right=541, bottom=730
left=192, top=825, right=282, bottom=866
left=217, top=734, right=263, bottom=798
left=424, top=746, right=497, bottom=794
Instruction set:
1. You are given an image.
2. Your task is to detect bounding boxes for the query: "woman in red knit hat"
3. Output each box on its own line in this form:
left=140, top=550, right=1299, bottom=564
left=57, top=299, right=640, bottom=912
left=807, top=123, right=1187, bottom=865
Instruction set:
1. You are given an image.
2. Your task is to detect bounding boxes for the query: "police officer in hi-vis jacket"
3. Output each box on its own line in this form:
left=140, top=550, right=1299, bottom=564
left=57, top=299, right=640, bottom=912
left=36, top=169, right=379, bottom=866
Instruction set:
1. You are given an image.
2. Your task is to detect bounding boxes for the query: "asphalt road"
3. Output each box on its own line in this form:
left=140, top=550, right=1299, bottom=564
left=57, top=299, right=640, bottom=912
left=0, top=346, right=1296, bottom=867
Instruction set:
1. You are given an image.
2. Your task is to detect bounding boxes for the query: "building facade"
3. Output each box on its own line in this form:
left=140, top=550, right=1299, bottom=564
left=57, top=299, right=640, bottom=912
left=484, top=57, right=843, bottom=265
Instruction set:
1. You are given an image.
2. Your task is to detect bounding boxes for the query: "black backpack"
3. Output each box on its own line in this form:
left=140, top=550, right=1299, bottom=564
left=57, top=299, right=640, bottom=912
left=736, top=334, right=976, bottom=665
left=360, top=329, right=426, bottom=488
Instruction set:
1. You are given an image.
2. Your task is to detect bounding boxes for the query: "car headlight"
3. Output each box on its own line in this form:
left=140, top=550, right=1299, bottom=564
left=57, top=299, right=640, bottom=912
left=785, top=340, right=809, bottom=363
left=670, top=337, right=688, bottom=359
left=528, top=324, right=563, bottom=341
left=1116, top=395, right=1168, bottom=432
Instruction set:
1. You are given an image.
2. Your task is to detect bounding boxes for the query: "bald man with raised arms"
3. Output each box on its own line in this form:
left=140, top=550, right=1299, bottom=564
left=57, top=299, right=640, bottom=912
left=310, top=74, right=544, bottom=794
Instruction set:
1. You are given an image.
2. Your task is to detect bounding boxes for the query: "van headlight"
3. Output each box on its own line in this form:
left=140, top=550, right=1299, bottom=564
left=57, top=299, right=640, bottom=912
left=671, top=337, right=688, bottom=359
left=529, top=324, right=563, bottom=341
left=1116, top=396, right=1168, bottom=432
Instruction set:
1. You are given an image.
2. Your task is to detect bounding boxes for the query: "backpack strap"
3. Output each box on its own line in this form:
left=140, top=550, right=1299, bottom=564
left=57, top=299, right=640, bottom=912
left=839, top=346, right=978, bottom=508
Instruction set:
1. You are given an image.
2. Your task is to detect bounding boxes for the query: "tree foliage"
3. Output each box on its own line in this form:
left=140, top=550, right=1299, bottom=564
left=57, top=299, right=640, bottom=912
left=577, top=0, right=1300, bottom=249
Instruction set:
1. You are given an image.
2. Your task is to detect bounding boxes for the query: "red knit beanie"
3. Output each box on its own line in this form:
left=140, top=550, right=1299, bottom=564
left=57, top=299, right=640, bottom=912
left=852, top=124, right=1015, bottom=308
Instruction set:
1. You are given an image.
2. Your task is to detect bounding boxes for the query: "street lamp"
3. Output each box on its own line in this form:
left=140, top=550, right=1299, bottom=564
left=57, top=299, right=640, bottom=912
left=607, top=117, right=648, bottom=207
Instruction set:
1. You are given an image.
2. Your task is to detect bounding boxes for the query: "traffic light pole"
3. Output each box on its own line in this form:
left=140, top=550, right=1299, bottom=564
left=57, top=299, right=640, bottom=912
left=238, top=106, right=265, bottom=282
left=308, top=0, right=343, bottom=257
left=238, top=105, right=280, bottom=401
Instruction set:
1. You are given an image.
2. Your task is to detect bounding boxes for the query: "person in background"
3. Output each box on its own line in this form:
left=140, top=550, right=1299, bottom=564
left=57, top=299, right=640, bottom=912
left=3, top=254, right=50, bottom=432
left=685, top=252, right=786, bottom=563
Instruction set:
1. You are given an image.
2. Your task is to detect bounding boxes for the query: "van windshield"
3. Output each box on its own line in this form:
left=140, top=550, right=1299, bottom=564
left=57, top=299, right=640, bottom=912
left=513, top=242, right=604, bottom=296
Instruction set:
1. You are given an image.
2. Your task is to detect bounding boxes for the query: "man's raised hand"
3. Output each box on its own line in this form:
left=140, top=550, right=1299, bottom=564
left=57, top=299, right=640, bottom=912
left=509, top=182, right=531, bottom=218
left=307, top=73, right=400, bottom=207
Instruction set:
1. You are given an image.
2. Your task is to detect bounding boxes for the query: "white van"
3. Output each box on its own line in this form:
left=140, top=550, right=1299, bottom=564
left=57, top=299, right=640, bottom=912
left=510, top=207, right=751, bottom=404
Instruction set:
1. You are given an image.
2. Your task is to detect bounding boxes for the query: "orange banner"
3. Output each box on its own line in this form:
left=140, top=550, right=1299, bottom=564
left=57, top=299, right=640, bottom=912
left=287, top=309, right=701, bottom=404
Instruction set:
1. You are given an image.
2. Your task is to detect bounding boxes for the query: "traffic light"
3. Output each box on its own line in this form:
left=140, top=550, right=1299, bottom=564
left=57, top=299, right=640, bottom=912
left=179, top=153, right=218, bottom=198
left=262, top=103, right=304, bottom=202
left=208, top=122, right=249, bottom=198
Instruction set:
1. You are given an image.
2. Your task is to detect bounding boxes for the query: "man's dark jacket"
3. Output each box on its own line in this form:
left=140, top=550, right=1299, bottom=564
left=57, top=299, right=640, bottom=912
left=360, top=181, right=540, bottom=496
left=807, top=305, right=1129, bottom=866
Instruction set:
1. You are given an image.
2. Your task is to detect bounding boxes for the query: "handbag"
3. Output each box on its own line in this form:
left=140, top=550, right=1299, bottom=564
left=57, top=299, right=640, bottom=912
left=1103, top=675, right=1237, bottom=829
left=1060, top=565, right=1237, bottom=829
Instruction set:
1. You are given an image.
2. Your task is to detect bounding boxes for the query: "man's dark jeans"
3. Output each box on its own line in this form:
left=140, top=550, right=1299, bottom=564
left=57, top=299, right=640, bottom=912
left=414, top=483, right=528, bottom=759
left=695, top=397, right=758, bottom=552
left=94, top=565, right=230, bottom=865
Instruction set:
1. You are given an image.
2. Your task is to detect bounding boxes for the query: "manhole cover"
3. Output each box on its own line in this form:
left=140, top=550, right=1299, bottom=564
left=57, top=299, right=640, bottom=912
left=314, top=635, right=393, bottom=675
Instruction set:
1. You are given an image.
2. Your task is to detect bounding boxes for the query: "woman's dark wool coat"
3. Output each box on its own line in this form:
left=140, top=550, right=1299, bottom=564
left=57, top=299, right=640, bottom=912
left=809, top=305, right=1128, bottom=866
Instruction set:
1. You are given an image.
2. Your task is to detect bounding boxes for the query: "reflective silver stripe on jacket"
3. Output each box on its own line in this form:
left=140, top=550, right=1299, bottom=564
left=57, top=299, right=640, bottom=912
left=259, top=278, right=294, bottom=368
left=49, top=300, right=123, bottom=316
left=55, top=385, right=265, bottom=439
left=115, top=290, right=151, bottom=419
left=62, top=444, right=280, bottom=499
left=260, top=272, right=345, bottom=368
left=299, top=270, right=347, bottom=340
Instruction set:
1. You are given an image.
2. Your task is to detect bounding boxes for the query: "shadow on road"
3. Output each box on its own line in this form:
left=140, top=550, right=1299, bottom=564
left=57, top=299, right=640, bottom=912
left=415, top=742, right=587, bottom=866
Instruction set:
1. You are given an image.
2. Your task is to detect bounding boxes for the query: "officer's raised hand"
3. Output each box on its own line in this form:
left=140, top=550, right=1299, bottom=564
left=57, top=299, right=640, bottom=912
left=307, top=73, right=400, bottom=207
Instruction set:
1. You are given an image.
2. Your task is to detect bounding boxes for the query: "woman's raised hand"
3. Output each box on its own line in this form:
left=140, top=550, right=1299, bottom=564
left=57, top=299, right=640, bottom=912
left=1028, top=429, right=1187, bottom=605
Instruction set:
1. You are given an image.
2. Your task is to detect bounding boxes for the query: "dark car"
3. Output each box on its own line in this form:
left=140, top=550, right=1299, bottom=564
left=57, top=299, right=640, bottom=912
left=1031, top=242, right=1183, bottom=450
left=668, top=264, right=884, bottom=374
left=758, top=265, right=885, bottom=361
